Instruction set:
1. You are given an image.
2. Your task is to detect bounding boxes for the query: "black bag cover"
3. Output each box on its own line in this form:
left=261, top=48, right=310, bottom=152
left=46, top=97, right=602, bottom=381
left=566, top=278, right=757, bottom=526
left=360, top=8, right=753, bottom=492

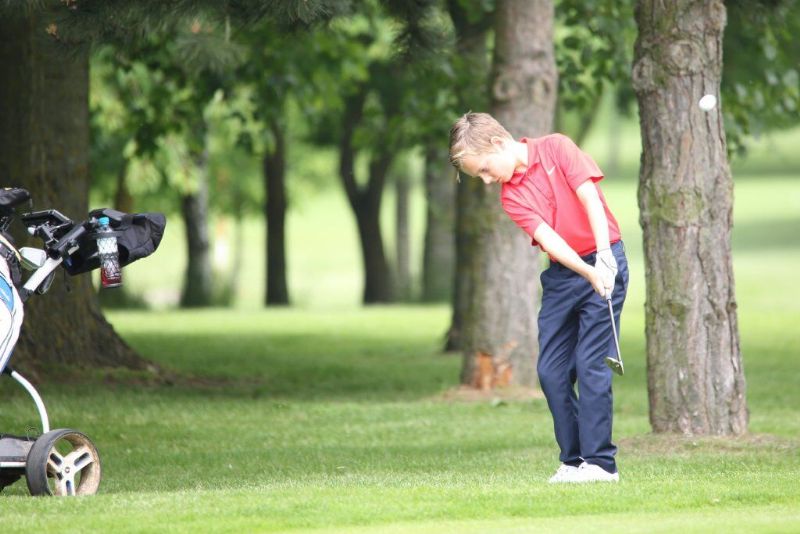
left=64, top=208, right=166, bottom=276
left=0, top=188, right=31, bottom=213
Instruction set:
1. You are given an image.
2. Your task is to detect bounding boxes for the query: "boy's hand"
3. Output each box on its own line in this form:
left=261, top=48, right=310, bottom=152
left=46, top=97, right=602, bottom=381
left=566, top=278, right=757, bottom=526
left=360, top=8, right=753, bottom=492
left=585, top=266, right=608, bottom=298
left=595, top=248, right=618, bottom=299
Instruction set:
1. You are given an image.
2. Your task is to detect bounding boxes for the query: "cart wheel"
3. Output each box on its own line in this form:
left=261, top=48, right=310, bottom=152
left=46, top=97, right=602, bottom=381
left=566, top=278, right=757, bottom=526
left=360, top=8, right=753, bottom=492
left=26, top=429, right=101, bottom=496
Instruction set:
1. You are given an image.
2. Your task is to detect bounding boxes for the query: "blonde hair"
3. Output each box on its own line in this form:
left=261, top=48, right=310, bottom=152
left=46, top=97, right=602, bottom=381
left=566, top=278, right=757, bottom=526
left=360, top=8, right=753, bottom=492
left=448, top=112, right=513, bottom=170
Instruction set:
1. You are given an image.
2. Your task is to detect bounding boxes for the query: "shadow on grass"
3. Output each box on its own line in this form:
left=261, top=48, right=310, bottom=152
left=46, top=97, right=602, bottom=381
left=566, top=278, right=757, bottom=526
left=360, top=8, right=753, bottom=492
left=84, top=331, right=462, bottom=402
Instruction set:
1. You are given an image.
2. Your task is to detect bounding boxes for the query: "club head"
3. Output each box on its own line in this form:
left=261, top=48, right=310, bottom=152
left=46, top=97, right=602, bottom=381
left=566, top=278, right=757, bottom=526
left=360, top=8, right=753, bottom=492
left=605, top=356, right=624, bottom=376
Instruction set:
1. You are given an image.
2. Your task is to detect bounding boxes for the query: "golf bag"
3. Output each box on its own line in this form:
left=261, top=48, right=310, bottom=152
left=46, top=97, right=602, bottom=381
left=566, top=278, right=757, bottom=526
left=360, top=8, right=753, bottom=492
left=0, top=256, right=23, bottom=375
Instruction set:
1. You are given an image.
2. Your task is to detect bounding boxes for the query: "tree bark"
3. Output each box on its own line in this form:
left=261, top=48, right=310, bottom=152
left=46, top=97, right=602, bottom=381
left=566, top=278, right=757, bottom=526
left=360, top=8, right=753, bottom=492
left=395, top=170, right=411, bottom=301
left=633, top=0, right=747, bottom=434
left=180, top=151, right=213, bottom=307
left=0, top=11, right=145, bottom=373
left=445, top=0, right=492, bottom=351
left=338, top=90, right=393, bottom=304
left=421, top=146, right=455, bottom=303
left=460, top=0, right=557, bottom=389
left=264, top=120, right=290, bottom=306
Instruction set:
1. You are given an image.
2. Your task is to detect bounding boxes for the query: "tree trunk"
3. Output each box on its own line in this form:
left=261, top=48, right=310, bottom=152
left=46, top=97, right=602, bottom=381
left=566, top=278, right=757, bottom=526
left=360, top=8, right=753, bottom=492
left=338, top=90, right=393, bottom=304
left=445, top=0, right=492, bottom=351
left=228, top=190, right=245, bottom=302
left=180, top=151, right=213, bottom=307
left=113, top=165, right=134, bottom=214
left=460, top=0, right=557, bottom=389
left=264, top=120, right=289, bottom=306
left=421, top=146, right=455, bottom=303
left=355, top=154, right=393, bottom=304
left=633, top=0, right=747, bottom=435
left=572, top=87, right=604, bottom=147
left=395, top=171, right=411, bottom=301
left=0, top=11, right=145, bottom=373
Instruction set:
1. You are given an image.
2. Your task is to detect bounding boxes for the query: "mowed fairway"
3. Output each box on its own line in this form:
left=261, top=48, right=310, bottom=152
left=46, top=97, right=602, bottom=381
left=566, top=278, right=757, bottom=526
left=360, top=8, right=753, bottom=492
left=1, top=157, right=799, bottom=529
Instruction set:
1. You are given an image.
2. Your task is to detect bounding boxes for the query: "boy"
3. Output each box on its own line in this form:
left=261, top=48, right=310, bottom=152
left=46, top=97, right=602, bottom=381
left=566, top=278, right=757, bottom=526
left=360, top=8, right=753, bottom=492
left=449, top=112, right=628, bottom=483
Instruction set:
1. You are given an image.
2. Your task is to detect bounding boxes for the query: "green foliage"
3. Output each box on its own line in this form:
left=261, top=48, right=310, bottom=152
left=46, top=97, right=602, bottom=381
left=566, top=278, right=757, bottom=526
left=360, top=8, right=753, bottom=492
left=451, top=0, right=495, bottom=26
left=89, top=15, right=261, bottom=215
left=47, top=0, right=351, bottom=45
left=82, top=0, right=349, bottom=216
left=723, top=0, right=800, bottom=153
left=556, top=0, right=637, bottom=115
left=555, top=0, right=799, bottom=152
left=301, top=0, right=455, bottom=160
left=446, top=0, right=493, bottom=113
left=381, top=0, right=446, bottom=57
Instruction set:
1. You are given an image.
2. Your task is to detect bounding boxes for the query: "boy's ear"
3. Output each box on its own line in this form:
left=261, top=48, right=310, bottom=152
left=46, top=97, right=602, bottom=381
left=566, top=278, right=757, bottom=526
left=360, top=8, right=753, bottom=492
left=489, top=136, right=506, bottom=150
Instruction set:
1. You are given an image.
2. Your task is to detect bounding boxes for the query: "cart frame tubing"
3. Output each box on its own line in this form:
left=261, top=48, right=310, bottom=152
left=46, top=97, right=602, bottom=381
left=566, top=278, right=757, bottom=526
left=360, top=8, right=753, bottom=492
left=3, top=368, right=50, bottom=433
left=0, top=256, right=62, bottom=435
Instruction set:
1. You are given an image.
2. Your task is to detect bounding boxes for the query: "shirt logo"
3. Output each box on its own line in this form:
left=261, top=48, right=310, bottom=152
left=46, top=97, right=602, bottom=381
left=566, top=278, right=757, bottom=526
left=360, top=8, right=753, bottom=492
left=546, top=165, right=556, bottom=175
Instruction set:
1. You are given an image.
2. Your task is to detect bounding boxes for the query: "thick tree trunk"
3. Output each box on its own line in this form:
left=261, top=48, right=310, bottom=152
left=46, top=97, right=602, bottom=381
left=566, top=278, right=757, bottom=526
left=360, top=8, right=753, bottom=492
left=264, top=120, right=289, bottom=306
left=395, top=171, right=411, bottom=301
left=421, top=146, right=455, bottom=303
left=180, top=152, right=213, bottom=307
left=460, top=0, right=557, bottom=389
left=0, top=11, right=145, bottom=373
left=633, top=0, right=747, bottom=434
left=445, top=0, right=492, bottom=351
left=339, top=91, right=393, bottom=304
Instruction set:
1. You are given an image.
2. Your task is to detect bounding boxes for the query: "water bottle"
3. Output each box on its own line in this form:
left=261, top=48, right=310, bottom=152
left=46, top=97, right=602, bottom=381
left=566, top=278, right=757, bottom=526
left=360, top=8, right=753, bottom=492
left=96, top=216, right=122, bottom=288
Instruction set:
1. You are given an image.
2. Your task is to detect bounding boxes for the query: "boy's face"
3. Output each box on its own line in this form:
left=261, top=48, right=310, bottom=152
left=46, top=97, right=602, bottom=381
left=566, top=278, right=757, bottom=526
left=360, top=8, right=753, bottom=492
left=459, top=137, right=518, bottom=185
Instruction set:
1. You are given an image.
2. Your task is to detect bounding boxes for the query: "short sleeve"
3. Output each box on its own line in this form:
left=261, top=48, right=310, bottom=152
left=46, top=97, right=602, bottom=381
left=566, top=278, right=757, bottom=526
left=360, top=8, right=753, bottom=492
left=501, top=194, right=544, bottom=247
left=554, top=134, right=604, bottom=191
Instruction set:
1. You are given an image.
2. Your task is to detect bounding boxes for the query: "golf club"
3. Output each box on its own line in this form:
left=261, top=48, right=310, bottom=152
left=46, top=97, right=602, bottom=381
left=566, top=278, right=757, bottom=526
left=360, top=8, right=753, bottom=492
left=604, top=297, right=624, bottom=376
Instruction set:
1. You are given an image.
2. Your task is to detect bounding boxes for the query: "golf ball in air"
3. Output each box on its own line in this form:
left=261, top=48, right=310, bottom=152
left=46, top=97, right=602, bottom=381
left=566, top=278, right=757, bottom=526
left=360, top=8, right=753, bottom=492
left=698, top=94, right=717, bottom=111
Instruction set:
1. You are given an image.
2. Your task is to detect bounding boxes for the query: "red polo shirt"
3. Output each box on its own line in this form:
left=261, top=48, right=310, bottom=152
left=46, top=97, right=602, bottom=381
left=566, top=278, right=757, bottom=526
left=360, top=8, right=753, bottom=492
left=501, top=134, right=621, bottom=258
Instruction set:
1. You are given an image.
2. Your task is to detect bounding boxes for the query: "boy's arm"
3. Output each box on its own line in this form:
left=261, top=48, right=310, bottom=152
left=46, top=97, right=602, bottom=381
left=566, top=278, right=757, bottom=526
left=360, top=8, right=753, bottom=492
left=575, top=180, right=616, bottom=297
left=532, top=222, right=605, bottom=296
left=575, top=180, right=610, bottom=252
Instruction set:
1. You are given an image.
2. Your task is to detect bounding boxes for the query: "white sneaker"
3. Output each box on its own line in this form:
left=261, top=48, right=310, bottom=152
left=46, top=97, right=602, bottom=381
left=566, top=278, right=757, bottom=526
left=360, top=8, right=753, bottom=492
left=574, top=462, right=619, bottom=483
left=547, top=463, right=581, bottom=483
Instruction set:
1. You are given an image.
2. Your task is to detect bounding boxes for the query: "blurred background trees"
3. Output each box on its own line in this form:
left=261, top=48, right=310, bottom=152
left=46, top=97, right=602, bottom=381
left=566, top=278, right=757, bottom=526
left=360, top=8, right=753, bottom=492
left=55, top=0, right=800, bottom=314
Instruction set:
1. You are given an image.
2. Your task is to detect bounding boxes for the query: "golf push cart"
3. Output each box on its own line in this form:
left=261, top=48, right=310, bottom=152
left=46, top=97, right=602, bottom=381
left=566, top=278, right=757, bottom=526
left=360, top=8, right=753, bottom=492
left=0, top=187, right=165, bottom=496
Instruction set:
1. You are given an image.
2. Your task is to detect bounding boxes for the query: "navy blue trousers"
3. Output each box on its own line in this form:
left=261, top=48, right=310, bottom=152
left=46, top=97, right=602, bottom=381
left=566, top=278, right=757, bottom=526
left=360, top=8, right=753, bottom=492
left=537, top=241, right=628, bottom=474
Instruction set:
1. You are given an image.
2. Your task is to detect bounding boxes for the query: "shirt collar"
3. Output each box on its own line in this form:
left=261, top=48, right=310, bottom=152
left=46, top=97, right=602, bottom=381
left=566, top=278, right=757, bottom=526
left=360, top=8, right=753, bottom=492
left=508, top=137, right=540, bottom=186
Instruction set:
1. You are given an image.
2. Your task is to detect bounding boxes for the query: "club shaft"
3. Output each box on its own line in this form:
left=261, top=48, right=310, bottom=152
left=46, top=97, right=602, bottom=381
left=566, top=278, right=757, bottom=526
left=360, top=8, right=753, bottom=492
left=607, top=299, right=623, bottom=363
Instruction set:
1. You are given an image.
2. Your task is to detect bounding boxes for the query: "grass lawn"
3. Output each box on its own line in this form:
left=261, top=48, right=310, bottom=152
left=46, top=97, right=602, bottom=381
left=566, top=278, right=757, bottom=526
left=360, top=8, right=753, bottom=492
left=0, top=123, right=798, bottom=531
left=1, top=300, right=798, bottom=533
